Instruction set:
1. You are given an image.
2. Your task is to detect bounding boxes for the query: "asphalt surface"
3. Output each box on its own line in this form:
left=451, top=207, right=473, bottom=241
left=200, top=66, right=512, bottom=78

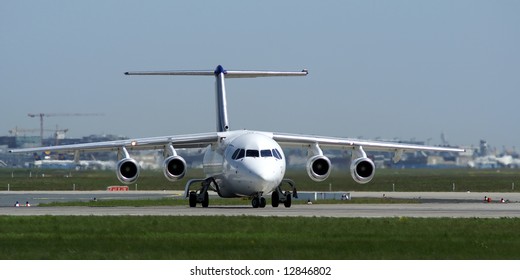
left=2, top=203, right=520, bottom=218
left=1, top=191, right=520, bottom=218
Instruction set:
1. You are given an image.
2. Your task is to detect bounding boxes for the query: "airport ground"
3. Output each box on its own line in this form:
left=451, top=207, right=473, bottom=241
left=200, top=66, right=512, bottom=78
left=1, top=190, right=520, bottom=218
left=1, top=168, right=519, bottom=193
left=1, top=167, right=520, bottom=218
left=1, top=168, right=520, bottom=259
left=2, top=188, right=520, bottom=259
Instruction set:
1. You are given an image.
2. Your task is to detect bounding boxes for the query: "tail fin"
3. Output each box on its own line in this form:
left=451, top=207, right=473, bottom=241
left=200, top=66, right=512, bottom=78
left=125, top=65, right=308, bottom=132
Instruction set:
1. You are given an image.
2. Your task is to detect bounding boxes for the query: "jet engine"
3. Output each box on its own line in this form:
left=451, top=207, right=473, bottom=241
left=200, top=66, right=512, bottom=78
left=116, top=158, right=140, bottom=184
left=350, top=157, right=375, bottom=184
left=306, top=155, right=331, bottom=182
left=163, top=155, right=187, bottom=181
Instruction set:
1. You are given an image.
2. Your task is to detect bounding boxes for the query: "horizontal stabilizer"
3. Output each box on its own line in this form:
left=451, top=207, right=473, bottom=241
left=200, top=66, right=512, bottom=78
left=124, top=70, right=215, bottom=76
left=125, top=65, right=308, bottom=78
left=125, top=65, right=308, bottom=132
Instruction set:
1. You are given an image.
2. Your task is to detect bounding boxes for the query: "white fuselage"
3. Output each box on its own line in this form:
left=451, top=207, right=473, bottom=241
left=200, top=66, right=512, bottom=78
left=202, top=130, right=286, bottom=198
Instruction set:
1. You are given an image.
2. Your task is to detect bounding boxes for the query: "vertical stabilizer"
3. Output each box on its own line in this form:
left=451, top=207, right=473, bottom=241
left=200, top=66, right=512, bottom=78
left=214, top=65, right=229, bottom=132
left=125, top=65, right=308, bottom=132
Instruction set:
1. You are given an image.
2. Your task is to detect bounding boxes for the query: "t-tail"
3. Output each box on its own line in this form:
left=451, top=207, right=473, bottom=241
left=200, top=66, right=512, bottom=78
left=125, top=65, right=308, bottom=132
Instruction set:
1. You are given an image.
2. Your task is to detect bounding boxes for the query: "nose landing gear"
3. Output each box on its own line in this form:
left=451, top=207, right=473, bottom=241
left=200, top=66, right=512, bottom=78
left=251, top=194, right=266, bottom=208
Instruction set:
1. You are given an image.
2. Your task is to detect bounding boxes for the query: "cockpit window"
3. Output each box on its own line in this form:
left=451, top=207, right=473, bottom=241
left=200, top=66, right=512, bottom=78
left=231, top=149, right=240, bottom=160
left=246, top=150, right=259, bottom=158
left=236, top=149, right=245, bottom=159
left=272, top=149, right=283, bottom=160
left=233, top=148, right=281, bottom=160
left=261, top=149, right=273, bottom=157
left=232, top=149, right=245, bottom=160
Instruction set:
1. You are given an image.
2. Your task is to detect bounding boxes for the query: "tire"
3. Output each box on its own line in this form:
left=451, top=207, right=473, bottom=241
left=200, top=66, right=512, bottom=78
left=189, top=192, right=197, bottom=208
left=284, top=193, right=292, bottom=208
left=202, top=191, right=209, bottom=208
left=271, top=191, right=279, bottom=207
left=252, top=197, right=260, bottom=208
left=260, top=197, right=266, bottom=208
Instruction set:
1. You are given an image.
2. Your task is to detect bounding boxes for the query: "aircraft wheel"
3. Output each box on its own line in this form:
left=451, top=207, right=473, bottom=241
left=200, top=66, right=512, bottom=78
left=271, top=191, right=279, bottom=207
left=189, top=191, right=197, bottom=208
left=252, top=197, right=260, bottom=208
left=259, top=197, right=266, bottom=208
left=284, top=192, right=292, bottom=208
left=202, top=191, right=209, bottom=208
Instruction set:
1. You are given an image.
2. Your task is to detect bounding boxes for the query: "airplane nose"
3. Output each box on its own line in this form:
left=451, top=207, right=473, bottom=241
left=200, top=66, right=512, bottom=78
left=244, top=161, right=283, bottom=189
left=251, top=168, right=278, bottom=183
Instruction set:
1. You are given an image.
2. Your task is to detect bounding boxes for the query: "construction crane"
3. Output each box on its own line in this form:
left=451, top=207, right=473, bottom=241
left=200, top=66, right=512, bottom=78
left=27, top=113, right=103, bottom=145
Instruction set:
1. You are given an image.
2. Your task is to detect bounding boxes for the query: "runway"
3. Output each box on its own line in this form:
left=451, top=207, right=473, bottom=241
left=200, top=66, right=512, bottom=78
left=1, top=190, right=520, bottom=218
left=1, top=203, right=520, bottom=218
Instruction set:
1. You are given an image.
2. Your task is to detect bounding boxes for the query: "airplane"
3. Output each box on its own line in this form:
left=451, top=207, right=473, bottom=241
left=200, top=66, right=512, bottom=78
left=10, top=65, right=464, bottom=208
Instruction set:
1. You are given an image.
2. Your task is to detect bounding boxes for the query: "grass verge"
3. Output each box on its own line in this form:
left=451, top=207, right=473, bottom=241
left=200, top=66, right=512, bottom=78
left=1, top=216, right=519, bottom=260
left=2, top=168, right=520, bottom=192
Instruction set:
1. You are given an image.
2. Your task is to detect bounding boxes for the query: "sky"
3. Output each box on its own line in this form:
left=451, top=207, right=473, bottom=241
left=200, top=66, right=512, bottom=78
left=1, top=1, right=519, bottom=149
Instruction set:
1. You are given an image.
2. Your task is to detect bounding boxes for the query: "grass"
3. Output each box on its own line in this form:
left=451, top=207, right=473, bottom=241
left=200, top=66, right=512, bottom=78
left=1, top=216, right=520, bottom=259
left=1, top=167, right=519, bottom=260
left=1, top=167, right=519, bottom=192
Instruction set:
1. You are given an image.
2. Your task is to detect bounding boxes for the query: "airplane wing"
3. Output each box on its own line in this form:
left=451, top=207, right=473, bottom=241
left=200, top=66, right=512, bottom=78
left=9, top=132, right=220, bottom=154
left=272, top=132, right=464, bottom=159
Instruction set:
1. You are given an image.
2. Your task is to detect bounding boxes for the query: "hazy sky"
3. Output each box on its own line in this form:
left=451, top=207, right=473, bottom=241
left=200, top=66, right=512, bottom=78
left=1, top=1, right=519, bottom=149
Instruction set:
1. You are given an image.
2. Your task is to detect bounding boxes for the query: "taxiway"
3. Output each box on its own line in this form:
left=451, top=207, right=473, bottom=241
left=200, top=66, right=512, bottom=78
left=1, top=203, right=520, bottom=218
left=0, top=191, right=519, bottom=218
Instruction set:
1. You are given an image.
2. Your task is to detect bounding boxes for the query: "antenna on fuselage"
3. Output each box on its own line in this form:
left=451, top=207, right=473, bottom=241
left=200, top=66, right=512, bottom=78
left=125, top=65, right=308, bottom=132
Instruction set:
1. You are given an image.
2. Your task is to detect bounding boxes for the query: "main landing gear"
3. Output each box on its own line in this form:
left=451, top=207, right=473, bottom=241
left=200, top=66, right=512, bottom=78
left=189, top=190, right=209, bottom=208
left=271, top=190, right=292, bottom=208
left=186, top=177, right=218, bottom=208
left=271, top=179, right=297, bottom=208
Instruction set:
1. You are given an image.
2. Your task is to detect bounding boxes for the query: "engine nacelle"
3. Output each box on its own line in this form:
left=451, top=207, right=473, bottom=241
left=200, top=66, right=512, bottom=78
left=350, top=157, right=375, bottom=184
left=306, top=155, right=331, bottom=182
left=163, top=155, right=187, bottom=182
left=116, top=158, right=140, bottom=184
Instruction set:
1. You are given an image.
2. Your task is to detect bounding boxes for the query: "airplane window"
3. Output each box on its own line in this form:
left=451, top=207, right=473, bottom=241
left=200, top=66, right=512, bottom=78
left=272, top=149, right=283, bottom=160
left=246, top=150, right=259, bottom=158
left=236, top=149, right=245, bottom=159
left=231, top=149, right=240, bottom=160
left=261, top=149, right=273, bottom=157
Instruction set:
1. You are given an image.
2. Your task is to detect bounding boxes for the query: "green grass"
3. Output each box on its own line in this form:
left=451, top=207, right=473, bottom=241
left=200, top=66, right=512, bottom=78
left=1, top=216, right=519, bottom=259
left=1, top=168, right=519, bottom=260
left=1, top=167, right=519, bottom=192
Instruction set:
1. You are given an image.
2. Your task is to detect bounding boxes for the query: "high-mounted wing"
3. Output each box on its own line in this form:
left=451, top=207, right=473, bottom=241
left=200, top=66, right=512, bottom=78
left=10, top=132, right=221, bottom=185
left=272, top=132, right=465, bottom=184
left=273, top=132, right=464, bottom=153
left=9, top=132, right=220, bottom=154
